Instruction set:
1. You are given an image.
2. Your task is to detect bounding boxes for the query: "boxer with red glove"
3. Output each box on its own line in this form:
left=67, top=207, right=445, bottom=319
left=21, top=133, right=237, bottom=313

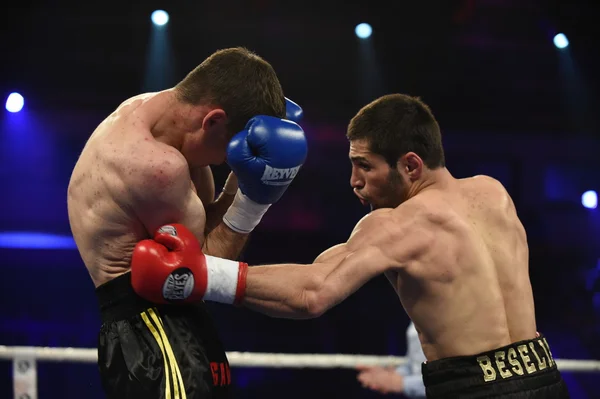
left=131, top=223, right=247, bottom=305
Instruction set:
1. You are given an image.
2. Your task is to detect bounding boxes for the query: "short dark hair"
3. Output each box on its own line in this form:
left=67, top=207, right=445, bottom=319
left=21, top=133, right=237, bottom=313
left=347, top=94, right=445, bottom=169
left=175, top=47, right=286, bottom=134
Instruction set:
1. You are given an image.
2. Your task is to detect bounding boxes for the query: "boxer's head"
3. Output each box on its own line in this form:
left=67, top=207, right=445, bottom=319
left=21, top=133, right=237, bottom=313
left=347, top=94, right=445, bottom=209
left=174, top=47, right=286, bottom=165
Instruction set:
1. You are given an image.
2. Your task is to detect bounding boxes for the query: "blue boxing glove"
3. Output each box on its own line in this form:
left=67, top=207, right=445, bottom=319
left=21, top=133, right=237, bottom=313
left=285, top=97, right=303, bottom=123
left=223, top=116, right=307, bottom=233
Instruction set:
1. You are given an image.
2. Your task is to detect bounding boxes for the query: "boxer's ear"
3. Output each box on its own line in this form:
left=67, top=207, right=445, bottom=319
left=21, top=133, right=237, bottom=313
left=400, top=152, right=423, bottom=181
left=202, top=109, right=227, bottom=133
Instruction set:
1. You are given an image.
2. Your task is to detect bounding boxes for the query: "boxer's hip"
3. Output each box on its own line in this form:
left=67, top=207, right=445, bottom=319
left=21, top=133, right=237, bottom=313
left=96, top=272, right=231, bottom=399
left=421, top=335, right=570, bottom=398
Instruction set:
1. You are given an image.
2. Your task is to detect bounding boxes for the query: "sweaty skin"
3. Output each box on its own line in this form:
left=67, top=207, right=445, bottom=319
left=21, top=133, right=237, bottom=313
left=241, top=175, right=536, bottom=361
left=68, top=91, right=244, bottom=287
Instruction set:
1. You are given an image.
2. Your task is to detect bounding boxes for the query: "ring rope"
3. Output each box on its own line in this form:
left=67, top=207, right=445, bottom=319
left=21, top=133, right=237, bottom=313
left=1, top=346, right=600, bottom=371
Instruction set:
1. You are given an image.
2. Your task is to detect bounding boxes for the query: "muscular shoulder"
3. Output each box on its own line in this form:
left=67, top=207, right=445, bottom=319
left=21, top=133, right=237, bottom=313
left=116, top=92, right=158, bottom=114
left=348, top=205, right=430, bottom=263
left=121, top=140, right=198, bottom=235
left=471, top=174, right=508, bottom=193
left=352, top=209, right=393, bottom=233
left=105, top=92, right=165, bottom=132
left=346, top=209, right=399, bottom=244
left=391, top=195, right=440, bottom=225
left=353, top=201, right=432, bottom=236
left=467, top=175, right=515, bottom=213
left=125, top=141, right=190, bottom=199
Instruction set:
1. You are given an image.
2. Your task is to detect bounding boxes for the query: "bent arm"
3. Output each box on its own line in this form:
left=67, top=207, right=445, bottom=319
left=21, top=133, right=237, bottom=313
left=129, top=152, right=209, bottom=243
left=189, top=165, right=216, bottom=207
left=203, top=194, right=236, bottom=233
left=130, top=151, right=249, bottom=259
left=191, top=167, right=238, bottom=235
left=201, top=172, right=251, bottom=259
left=202, top=222, right=249, bottom=259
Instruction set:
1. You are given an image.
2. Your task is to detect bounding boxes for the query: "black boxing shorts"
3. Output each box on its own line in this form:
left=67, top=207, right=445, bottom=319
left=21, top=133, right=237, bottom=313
left=422, top=335, right=570, bottom=398
left=96, top=272, right=231, bottom=399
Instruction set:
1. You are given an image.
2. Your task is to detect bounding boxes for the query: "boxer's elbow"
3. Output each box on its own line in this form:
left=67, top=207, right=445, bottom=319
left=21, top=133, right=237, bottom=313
left=301, top=277, right=333, bottom=318
left=303, top=294, right=329, bottom=318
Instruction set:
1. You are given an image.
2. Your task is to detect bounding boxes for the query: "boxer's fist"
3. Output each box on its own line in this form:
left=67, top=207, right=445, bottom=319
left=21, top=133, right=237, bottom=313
left=285, top=97, right=303, bottom=123
left=131, top=224, right=208, bottom=304
left=131, top=224, right=247, bottom=305
left=227, top=116, right=307, bottom=205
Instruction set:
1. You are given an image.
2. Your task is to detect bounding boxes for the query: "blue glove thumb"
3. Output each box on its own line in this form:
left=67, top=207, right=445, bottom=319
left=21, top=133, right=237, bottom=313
left=285, top=97, right=303, bottom=123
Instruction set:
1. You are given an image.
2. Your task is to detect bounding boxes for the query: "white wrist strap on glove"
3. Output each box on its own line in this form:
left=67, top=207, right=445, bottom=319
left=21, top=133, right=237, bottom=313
left=203, top=255, right=247, bottom=305
left=222, top=189, right=271, bottom=234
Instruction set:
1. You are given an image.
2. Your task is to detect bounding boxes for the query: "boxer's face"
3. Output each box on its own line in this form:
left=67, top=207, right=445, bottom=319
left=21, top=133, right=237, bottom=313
left=349, top=139, right=409, bottom=210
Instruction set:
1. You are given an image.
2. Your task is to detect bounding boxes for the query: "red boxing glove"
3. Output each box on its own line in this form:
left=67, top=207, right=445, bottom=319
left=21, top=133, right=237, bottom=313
left=131, top=224, right=248, bottom=305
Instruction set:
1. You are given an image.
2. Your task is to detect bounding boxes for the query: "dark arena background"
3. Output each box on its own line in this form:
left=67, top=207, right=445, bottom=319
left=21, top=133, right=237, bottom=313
left=1, top=1, right=600, bottom=398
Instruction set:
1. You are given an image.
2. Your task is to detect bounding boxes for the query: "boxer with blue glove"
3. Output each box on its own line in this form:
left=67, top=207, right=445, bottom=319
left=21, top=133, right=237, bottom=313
left=68, top=46, right=308, bottom=399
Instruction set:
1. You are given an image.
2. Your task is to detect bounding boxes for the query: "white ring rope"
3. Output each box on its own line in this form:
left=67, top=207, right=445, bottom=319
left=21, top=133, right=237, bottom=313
left=1, top=346, right=600, bottom=371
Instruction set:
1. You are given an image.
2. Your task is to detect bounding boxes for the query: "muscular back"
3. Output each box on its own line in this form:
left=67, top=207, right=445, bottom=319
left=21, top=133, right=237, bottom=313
left=388, top=175, right=535, bottom=361
left=67, top=93, right=205, bottom=287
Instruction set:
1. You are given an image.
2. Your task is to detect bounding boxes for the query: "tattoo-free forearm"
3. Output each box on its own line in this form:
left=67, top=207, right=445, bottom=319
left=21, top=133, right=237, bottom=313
left=204, top=192, right=235, bottom=234
left=202, top=222, right=249, bottom=259
left=241, top=263, right=323, bottom=319
left=241, top=246, right=385, bottom=319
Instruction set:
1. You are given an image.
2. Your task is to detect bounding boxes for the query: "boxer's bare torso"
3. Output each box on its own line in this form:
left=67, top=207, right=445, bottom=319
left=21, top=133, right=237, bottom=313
left=67, top=92, right=206, bottom=288
left=375, top=175, right=535, bottom=361
left=244, top=171, right=536, bottom=360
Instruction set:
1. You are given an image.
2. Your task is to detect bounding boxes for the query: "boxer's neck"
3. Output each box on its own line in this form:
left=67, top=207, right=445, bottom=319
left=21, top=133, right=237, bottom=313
left=151, top=91, right=209, bottom=151
left=405, top=167, right=454, bottom=200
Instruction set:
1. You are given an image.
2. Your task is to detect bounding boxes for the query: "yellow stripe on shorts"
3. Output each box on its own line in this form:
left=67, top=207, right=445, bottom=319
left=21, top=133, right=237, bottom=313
left=148, top=308, right=187, bottom=399
left=141, top=310, right=172, bottom=399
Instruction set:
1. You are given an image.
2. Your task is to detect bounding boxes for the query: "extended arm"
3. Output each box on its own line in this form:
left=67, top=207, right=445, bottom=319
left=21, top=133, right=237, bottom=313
left=239, top=203, right=429, bottom=318
left=241, top=243, right=390, bottom=318
left=240, top=207, right=428, bottom=318
left=129, top=203, right=427, bottom=309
